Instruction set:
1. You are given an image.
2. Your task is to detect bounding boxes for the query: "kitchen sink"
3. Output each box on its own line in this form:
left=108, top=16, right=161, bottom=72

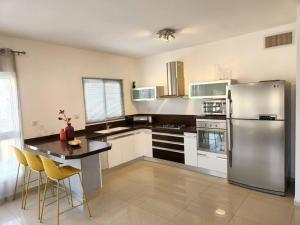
left=94, top=127, right=130, bottom=134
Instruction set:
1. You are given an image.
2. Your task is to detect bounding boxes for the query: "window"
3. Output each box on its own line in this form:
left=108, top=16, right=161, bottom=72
left=82, top=78, right=125, bottom=124
left=0, top=72, right=22, bottom=199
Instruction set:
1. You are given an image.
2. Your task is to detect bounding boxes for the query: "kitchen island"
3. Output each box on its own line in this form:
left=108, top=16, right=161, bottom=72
left=25, top=135, right=112, bottom=197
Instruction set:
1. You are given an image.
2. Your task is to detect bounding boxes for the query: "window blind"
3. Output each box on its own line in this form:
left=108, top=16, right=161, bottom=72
left=83, top=78, right=124, bottom=124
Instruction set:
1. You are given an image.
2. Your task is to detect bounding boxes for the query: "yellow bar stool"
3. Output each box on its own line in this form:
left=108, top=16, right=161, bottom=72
left=23, top=151, right=45, bottom=220
left=39, top=155, right=92, bottom=225
left=12, top=146, right=28, bottom=209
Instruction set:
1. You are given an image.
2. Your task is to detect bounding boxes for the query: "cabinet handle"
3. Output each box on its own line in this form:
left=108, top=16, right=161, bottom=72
left=216, top=156, right=227, bottom=160
left=107, top=133, right=136, bottom=140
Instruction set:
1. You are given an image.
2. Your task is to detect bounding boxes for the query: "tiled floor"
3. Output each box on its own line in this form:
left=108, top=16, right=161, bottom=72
left=0, top=160, right=299, bottom=225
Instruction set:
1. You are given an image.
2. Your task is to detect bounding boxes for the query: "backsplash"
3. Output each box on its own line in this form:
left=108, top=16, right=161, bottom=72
left=134, top=98, right=204, bottom=115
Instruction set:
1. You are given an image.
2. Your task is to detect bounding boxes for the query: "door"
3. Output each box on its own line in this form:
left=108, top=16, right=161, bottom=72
left=197, top=129, right=226, bottom=154
left=228, top=81, right=285, bottom=120
left=228, top=119, right=285, bottom=192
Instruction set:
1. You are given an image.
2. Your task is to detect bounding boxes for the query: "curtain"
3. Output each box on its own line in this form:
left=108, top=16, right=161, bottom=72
left=0, top=48, right=23, bottom=201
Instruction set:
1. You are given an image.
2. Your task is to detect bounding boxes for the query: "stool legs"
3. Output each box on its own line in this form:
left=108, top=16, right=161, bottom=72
left=57, top=180, right=60, bottom=225
left=38, top=172, right=42, bottom=220
left=13, top=163, right=21, bottom=200
left=21, top=166, right=27, bottom=209
left=23, top=169, right=31, bottom=209
left=13, top=164, right=27, bottom=209
left=78, top=173, right=91, bottom=217
left=23, top=170, right=43, bottom=220
left=40, top=174, right=92, bottom=225
left=40, top=177, right=49, bottom=223
left=68, top=178, right=73, bottom=207
left=62, top=180, right=70, bottom=205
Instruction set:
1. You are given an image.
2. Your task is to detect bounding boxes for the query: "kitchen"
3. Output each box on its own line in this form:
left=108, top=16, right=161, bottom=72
left=0, top=1, right=299, bottom=225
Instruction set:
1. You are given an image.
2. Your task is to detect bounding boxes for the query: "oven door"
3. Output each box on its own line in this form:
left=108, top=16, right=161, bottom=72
left=197, top=128, right=226, bottom=154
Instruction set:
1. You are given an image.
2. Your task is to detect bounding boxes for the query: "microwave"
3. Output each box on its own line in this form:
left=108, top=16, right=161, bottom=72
left=203, top=99, right=226, bottom=115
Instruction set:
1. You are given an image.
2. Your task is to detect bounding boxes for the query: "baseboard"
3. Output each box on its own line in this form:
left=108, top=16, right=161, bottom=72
left=143, top=156, right=227, bottom=179
left=294, top=199, right=300, bottom=206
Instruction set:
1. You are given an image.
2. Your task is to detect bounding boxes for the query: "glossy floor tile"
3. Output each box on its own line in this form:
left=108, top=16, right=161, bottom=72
left=0, top=160, right=296, bottom=225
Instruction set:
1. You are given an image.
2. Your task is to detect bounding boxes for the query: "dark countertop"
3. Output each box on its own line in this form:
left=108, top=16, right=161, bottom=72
left=25, top=135, right=112, bottom=159
left=86, top=124, right=197, bottom=140
left=24, top=123, right=196, bottom=159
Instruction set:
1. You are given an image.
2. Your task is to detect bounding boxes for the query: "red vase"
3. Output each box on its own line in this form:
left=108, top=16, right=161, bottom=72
left=65, top=123, right=75, bottom=141
left=59, top=129, right=66, bottom=141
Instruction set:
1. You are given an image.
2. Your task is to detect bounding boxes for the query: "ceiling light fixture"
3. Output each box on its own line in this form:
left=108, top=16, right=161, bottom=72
left=157, top=28, right=176, bottom=41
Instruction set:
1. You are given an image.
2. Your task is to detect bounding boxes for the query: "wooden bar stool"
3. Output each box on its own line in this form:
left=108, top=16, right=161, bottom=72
left=39, top=155, right=91, bottom=225
left=12, top=146, right=28, bottom=209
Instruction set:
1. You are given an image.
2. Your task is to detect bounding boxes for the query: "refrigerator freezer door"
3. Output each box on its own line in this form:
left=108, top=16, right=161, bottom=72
left=228, top=119, right=285, bottom=193
left=228, top=81, right=285, bottom=120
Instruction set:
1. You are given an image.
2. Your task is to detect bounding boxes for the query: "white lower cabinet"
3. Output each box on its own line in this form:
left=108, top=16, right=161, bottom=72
left=184, top=132, right=197, bottom=166
left=197, top=151, right=227, bottom=174
left=136, top=129, right=152, bottom=157
left=107, top=129, right=152, bottom=168
left=107, top=134, right=129, bottom=168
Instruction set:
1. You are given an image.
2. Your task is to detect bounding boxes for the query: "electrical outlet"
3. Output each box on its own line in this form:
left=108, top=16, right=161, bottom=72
left=32, top=121, right=39, bottom=126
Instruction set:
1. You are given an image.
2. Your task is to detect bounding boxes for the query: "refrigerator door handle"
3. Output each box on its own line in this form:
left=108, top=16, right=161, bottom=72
left=227, top=119, right=233, bottom=168
left=226, top=88, right=233, bottom=168
left=226, top=89, right=232, bottom=119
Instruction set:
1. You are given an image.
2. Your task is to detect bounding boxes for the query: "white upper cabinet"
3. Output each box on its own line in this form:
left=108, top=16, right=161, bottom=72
left=189, top=80, right=233, bottom=99
left=132, top=86, right=164, bottom=101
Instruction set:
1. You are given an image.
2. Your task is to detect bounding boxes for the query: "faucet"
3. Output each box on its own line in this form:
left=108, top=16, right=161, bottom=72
left=105, top=120, right=111, bottom=130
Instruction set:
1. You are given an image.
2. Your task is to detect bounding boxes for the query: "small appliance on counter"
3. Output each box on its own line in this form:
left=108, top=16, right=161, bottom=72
left=132, top=115, right=152, bottom=125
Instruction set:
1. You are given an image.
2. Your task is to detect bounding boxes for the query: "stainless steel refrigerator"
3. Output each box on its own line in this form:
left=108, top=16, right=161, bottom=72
left=226, top=80, right=288, bottom=196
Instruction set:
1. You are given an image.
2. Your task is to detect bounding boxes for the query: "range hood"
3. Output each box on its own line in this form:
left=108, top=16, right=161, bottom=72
left=161, top=61, right=185, bottom=98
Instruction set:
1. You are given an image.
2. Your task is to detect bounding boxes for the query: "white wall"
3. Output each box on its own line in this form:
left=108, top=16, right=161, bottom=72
left=136, top=23, right=297, bottom=178
left=0, top=35, right=139, bottom=139
left=294, top=6, right=300, bottom=204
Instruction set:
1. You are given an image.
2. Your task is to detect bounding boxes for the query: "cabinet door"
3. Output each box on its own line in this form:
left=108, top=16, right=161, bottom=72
left=144, top=130, right=153, bottom=157
left=122, top=134, right=139, bottom=162
left=132, top=87, right=155, bottom=101
left=189, top=80, right=230, bottom=99
left=133, top=132, right=145, bottom=157
left=107, top=138, right=123, bottom=168
left=133, top=130, right=152, bottom=158
left=197, top=153, right=227, bottom=173
left=140, top=130, right=152, bottom=157
left=184, top=133, right=197, bottom=166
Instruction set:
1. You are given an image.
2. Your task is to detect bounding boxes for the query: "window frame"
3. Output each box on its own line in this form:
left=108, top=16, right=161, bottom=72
left=82, top=77, right=125, bottom=125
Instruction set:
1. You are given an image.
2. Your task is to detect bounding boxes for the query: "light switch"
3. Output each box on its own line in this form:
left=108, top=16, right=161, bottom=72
left=74, top=114, right=80, bottom=119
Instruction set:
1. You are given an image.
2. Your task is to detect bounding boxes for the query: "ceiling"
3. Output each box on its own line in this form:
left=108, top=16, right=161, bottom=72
left=0, top=0, right=297, bottom=57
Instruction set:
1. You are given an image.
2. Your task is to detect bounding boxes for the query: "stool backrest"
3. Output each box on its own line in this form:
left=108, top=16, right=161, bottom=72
left=12, top=146, right=27, bottom=166
left=39, top=155, right=61, bottom=180
left=23, top=151, right=44, bottom=172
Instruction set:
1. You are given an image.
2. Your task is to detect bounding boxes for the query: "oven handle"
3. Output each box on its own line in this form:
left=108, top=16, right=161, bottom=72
left=196, top=128, right=226, bottom=133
